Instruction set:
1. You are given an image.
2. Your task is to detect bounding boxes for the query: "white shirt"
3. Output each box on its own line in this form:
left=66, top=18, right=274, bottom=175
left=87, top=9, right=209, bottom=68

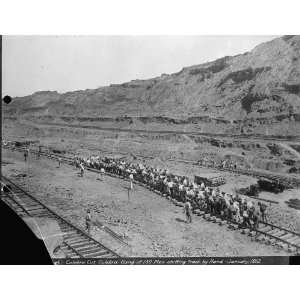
left=198, top=191, right=205, bottom=199
left=233, top=201, right=239, bottom=211
left=168, top=181, right=174, bottom=188
left=188, top=190, right=195, bottom=197
left=247, top=201, right=253, bottom=210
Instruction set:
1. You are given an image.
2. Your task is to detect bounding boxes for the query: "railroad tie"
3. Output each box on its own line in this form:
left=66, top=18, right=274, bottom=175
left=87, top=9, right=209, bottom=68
left=64, top=237, right=88, bottom=244
left=267, top=229, right=283, bottom=236
left=84, top=250, right=111, bottom=258
left=286, top=236, right=300, bottom=245
left=73, top=243, right=101, bottom=251
left=279, top=233, right=294, bottom=240
left=67, top=241, right=92, bottom=248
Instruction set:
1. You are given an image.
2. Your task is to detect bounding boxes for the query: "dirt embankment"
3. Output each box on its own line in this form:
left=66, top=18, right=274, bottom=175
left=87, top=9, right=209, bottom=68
left=3, top=35, right=300, bottom=137
left=3, top=118, right=300, bottom=176
left=5, top=112, right=300, bottom=138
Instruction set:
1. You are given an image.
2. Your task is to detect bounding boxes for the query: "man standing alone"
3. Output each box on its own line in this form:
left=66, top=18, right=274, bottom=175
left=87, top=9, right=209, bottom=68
left=184, top=201, right=192, bottom=223
left=79, top=163, right=85, bottom=177
left=24, top=148, right=29, bottom=162
left=85, top=209, right=92, bottom=235
left=129, top=173, right=134, bottom=190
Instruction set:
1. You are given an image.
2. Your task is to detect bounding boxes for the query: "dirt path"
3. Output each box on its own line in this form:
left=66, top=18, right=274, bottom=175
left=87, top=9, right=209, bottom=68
left=21, top=119, right=299, bottom=142
left=2, top=149, right=287, bottom=257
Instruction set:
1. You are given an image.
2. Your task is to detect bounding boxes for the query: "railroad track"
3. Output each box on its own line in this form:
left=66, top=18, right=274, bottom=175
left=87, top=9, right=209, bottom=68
left=171, top=202, right=300, bottom=254
left=4, top=144, right=300, bottom=188
left=3, top=145, right=300, bottom=254
left=0, top=176, right=120, bottom=259
left=236, top=193, right=279, bottom=205
left=187, top=160, right=300, bottom=188
left=1, top=145, right=296, bottom=205
left=170, top=158, right=300, bottom=188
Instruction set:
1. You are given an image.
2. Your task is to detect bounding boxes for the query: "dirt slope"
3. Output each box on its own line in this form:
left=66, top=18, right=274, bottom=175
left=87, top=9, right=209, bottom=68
left=3, top=35, right=300, bottom=135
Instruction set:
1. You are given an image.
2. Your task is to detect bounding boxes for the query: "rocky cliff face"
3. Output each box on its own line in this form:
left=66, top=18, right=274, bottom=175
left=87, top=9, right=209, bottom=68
left=4, top=35, right=300, bottom=134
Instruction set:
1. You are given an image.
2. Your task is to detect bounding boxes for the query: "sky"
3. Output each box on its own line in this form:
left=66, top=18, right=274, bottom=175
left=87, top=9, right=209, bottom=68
left=2, top=35, right=278, bottom=97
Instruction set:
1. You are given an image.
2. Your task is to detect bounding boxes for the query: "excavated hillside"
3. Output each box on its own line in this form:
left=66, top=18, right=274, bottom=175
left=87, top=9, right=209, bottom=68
left=3, top=35, right=300, bottom=135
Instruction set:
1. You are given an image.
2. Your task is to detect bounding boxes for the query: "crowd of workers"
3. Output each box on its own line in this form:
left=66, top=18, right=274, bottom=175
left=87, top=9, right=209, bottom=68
left=75, top=154, right=268, bottom=229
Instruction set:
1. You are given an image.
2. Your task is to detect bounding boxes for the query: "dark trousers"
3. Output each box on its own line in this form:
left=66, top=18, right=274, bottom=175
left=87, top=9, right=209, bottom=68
left=186, top=212, right=192, bottom=223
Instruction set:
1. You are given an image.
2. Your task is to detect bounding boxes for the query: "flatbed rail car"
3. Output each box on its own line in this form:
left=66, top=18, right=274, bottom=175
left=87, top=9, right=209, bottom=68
left=194, top=174, right=226, bottom=187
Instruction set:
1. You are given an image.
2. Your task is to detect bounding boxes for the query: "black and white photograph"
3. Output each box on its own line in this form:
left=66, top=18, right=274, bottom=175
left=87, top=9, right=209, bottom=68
left=1, top=34, right=300, bottom=265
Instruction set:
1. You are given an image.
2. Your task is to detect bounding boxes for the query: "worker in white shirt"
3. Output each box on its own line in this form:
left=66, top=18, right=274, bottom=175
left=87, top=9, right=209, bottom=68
left=167, top=180, right=174, bottom=198
left=99, top=167, right=105, bottom=181
left=129, top=173, right=134, bottom=190
left=212, top=189, right=217, bottom=198
left=183, top=178, right=188, bottom=186
left=79, top=163, right=85, bottom=177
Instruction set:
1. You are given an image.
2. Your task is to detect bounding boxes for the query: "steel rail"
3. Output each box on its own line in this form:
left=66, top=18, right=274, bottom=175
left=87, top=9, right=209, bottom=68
left=4, top=144, right=300, bottom=188
left=1, top=176, right=120, bottom=258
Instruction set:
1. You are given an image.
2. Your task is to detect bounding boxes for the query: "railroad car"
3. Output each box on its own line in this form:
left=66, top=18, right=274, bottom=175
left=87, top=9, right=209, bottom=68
left=194, top=173, right=226, bottom=187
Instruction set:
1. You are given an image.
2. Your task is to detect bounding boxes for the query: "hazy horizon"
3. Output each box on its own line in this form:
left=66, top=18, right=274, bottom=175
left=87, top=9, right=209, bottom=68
left=3, top=35, right=278, bottom=97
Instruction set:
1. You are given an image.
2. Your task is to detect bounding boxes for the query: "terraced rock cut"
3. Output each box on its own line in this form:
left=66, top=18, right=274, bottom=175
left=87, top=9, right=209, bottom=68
left=3, top=36, right=300, bottom=137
